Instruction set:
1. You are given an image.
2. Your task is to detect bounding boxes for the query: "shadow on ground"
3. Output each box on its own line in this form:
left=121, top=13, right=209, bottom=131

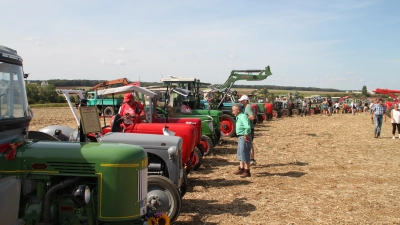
left=255, top=171, right=307, bottom=178
left=174, top=198, right=256, bottom=225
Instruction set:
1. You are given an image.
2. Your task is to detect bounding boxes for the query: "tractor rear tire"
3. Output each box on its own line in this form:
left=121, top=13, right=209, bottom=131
left=200, top=135, right=214, bottom=156
left=148, top=176, right=182, bottom=223
left=103, top=106, right=115, bottom=117
left=272, top=110, right=281, bottom=118
left=281, top=109, right=290, bottom=117
left=180, top=169, right=188, bottom=198
left=292, top=109, right=300, bottom=116
left=261, top=113, right=267, bottom=122
left=220, top=114, right=236, bottom=137
left=191, top=147, right=203, bottom=170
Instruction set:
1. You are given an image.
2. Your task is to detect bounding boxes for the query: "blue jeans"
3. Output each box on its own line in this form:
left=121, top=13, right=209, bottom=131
left=374, top=115, right=383, bottom=135
left=237, top=136, right=251, bottom=162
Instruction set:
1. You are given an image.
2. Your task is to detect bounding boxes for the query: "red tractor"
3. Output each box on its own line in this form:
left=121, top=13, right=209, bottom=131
left=372, top=89, right=400, bottom=117
left=92, top=86, right=204, bottom=172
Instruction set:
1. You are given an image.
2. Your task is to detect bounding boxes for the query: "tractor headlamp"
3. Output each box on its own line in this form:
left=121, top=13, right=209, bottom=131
left=72, top=185, right=91, bottom=206
left=167, top=146, right=178, bottom=160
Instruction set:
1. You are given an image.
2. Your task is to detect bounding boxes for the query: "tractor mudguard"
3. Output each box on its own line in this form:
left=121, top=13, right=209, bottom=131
left=38, top=125, right=79, bottom=141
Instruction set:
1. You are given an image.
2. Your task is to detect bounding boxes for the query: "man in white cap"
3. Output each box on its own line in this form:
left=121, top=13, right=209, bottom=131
left=238, top=94, right=257, bottom=165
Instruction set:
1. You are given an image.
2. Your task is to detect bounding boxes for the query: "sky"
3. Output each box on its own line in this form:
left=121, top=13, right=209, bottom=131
left=1, top=0, right=399, bottom=91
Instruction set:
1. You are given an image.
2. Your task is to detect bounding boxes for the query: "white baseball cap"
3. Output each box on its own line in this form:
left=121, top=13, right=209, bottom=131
left=238, top=95, right=250, bottom=101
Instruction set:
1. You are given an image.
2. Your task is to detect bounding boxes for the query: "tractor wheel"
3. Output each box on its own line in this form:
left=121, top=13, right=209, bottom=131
left=191, top=147, right=203, bottom=170
left=281, top=109, right=290, bottom=117
left=310, top=109, right=315, bottom=114
left=261, top=113, right=267, bottom=121
left=272, top=110, right=280, bottom=118
left=179, top=169, right=188, bottom=198
left=220, top=114, right=236, bottom=137
left=200, top=135, right=214, bottom=156
left=292, top=109, right=300, bottom=116
left=148, top=176, right=182, bottom=223
left=103, top=106, right=115, bottom=117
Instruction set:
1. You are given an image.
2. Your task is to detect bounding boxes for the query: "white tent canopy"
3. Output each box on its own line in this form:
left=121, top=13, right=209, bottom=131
left=97, top=85, right=157, bottom=98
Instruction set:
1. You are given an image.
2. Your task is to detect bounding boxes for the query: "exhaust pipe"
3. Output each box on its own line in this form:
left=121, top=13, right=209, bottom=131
left=42, top=177, right=81, bottom=224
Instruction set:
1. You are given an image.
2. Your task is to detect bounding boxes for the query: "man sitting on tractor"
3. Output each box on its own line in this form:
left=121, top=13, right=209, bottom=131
left=118, top=93, right=146, bottom=129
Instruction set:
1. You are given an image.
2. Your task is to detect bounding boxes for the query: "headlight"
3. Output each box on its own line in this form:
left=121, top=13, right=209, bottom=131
left=167, top=146, right=178, bottom=159
left=208, top=121, right=214, bottom=131
left=72, top=185, right=91, bottom=206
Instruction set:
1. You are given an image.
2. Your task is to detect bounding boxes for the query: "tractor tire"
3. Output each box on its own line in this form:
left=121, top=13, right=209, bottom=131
left=220, top=114, right=236, bottom=137
left=191, top=147, right=203, bottom=170
left=261, top=113, right=267, bottom=122
left=292, top=109, right=300, bottom=116
left=148, top=176, right=182, bottom=223
left=310, top=109, right=315, bottom=114
left=200, top=135, right=214, bottom=156
left=103, top=106, right=115, bottom=117
left=281, top=109, right=290, bottom=117
left=180, top=169, right=188, bottom=198
left=272, top=110, right=281, bottom=118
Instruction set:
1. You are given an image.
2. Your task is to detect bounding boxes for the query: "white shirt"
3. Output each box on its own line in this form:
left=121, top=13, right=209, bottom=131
left=392, top=110, right=400, bottom=124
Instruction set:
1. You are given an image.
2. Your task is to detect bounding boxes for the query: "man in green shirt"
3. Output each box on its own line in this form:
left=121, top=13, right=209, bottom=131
left=232, top=103, right=252, bottom=178
left=239, top=95, right=257, bottom=165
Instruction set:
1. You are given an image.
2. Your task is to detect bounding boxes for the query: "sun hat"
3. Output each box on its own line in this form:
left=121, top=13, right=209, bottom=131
left=238, top=95, right=250, bottom=101
left=123, top=93, right=134, bottom=103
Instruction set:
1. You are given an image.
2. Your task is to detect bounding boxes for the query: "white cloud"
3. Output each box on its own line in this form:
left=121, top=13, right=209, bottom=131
left=131, top=58, right=140, bottom=62
left=100, top=59, right=126, bottom=65
left=25, top=36, right=40, bottom=42
left=64, top=68, right=72, bottom=71
left=115, top=60, right=126, bottom=65
left=228, top=54, right=237, bottom=59
left=113, top=47, right=132, bottom=53
left=325, top=74, right=332, bottom=77
left=184, top=53, right=198, bottom=58
left=345, top=72, right=355, bottom=75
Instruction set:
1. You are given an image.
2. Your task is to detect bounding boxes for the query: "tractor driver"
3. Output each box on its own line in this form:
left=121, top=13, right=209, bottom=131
left=118, top=93, right=146, bottom=128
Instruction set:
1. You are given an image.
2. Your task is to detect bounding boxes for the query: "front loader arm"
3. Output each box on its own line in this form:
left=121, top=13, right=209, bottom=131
left=218, top=66, right=272, bottom=91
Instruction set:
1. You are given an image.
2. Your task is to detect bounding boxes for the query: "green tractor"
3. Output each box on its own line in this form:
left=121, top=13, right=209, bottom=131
left=148, top=78, right=223, bottom=156
left=0, top=45, right=155, bottom=225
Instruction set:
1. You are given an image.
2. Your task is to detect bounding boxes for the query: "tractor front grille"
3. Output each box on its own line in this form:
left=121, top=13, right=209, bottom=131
left=47, top=161, right=96, bottom=174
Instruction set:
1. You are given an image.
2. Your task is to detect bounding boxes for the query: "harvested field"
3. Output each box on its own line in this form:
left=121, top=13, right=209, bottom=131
left=30, top=108, right=400, bottom=224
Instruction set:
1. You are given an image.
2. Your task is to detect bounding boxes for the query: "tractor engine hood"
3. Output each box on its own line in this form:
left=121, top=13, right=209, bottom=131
left=99, top=132, right=183, bottom=150
left=1, top=141, right=147, bottom=175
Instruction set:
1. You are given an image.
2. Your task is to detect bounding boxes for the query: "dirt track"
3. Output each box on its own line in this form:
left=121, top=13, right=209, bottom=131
left=30, top=108, right=400, bottom=224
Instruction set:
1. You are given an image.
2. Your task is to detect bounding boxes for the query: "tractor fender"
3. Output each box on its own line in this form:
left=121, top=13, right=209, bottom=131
left=221, top=110, right=235, bottom=118
left=38, top=125, right=78, bottom=141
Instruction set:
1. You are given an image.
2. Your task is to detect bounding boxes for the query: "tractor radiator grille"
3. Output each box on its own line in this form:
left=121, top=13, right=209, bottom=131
left=47, top=162, right=96, bottom=174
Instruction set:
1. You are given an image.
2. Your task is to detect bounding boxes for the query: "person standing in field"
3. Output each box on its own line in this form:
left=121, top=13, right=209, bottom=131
left=371, top=99, right=387, bottom=138
left=232, top=103, right=252, bottom=178
left=391, top=104, right=400, bottom=139
left=327, top=97, right=333, bottom=116
left=238, top=95, right=257, bottom=166
left=302, top=99, right=307, bottom=116
left=334, top=101, right=340, bottom=114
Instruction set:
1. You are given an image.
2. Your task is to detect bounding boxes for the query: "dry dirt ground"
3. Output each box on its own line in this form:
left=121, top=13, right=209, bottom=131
left=30, top=108, right=400, bottom=225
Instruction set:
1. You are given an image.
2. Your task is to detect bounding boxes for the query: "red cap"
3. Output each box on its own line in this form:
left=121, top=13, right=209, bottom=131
left=123, top=93, right=134, bottom=103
